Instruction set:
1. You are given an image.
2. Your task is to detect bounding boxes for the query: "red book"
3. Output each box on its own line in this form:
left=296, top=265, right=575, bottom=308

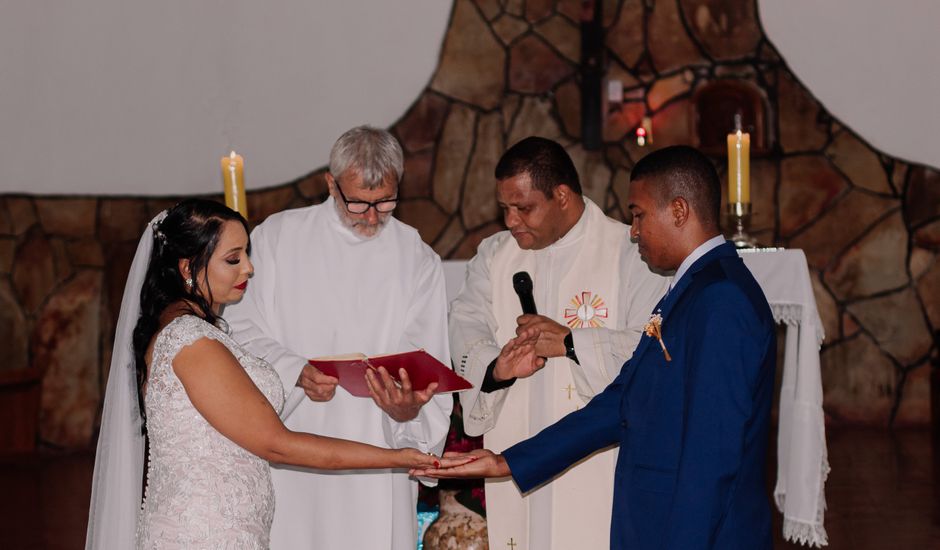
left=308, top=350, right=472, bottom=398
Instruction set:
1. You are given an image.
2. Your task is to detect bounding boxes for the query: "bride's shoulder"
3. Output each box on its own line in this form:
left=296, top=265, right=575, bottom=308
left=158, top=307, right=206, bottom=330
left=155, top=310, right=221, bottom=351
left=161, top=314, right=210, bottom=334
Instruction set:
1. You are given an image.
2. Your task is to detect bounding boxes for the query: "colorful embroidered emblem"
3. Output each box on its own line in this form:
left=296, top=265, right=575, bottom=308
left=564, top=291, right=609, bottom=328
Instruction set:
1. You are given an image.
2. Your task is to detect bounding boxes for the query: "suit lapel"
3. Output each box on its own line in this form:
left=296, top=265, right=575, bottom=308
left=620, top=242, right=738, bottom=388
left=658, top=242, right=736, bottom=322
left=619, top=293, right=666, bottom=388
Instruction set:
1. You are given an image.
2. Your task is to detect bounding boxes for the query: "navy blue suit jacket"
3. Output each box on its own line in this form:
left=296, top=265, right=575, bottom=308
left=503, top=242, right=775, bottom=550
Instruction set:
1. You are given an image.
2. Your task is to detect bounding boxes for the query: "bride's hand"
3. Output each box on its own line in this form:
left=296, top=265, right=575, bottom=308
left=399, top=448, right=442, bottom=470
left=409, top=449, right=505, bottom=478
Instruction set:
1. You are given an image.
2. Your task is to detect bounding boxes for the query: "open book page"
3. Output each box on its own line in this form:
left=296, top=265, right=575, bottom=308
left=308, top=353, right=369, bottom=361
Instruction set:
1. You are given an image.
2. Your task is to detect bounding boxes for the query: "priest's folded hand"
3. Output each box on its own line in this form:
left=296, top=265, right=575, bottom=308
left=515, top=314, right=569, bottom=358
left=492, top=331, right=545, bottom=381
left=365, top=366, right=438, bottom=422
left=297, top=364, right=339, bottom=401
left=408, top=449, right=509, bottom=479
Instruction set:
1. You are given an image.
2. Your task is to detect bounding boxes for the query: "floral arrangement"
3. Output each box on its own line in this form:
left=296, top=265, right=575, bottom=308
left=644, top=313, right=672, bottom=361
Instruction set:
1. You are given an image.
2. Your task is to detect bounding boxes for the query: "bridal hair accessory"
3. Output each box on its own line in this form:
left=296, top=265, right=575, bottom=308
left=644, top=313, right=672, bottom=362
left=151, top=210, right=169, bottom=244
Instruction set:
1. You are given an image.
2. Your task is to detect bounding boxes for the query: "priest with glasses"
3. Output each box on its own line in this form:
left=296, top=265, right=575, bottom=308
left=225, top=125, right=452, bottom=550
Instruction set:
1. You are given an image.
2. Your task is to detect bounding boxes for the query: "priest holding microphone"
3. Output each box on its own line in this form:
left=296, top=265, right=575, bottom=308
left=449, top=136, right=667, bottom=550
left=434, top=145, right=776, bottom=550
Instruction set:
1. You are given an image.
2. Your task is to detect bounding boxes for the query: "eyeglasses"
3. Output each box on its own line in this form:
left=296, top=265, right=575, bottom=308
left=333, top=180, right=398, bottom=214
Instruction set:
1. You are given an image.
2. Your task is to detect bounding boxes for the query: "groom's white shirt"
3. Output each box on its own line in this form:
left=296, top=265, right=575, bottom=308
left=225, top=197, right=451, bottom=550
left=669, top=234, right=725, bottom=289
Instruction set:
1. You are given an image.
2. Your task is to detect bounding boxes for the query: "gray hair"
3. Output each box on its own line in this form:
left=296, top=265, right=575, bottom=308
left=328, top=125, right=404, bottom=189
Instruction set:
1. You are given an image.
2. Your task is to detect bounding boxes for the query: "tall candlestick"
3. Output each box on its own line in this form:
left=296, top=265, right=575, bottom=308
left=727, top=130, right=750, bottom=204
left=221, top=151, right=247, bottom=218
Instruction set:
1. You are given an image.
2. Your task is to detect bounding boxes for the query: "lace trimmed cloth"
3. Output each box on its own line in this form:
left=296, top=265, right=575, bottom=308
left=739, top=249, right=829, bottom=547
left=136, top=315, right=285, bottom=549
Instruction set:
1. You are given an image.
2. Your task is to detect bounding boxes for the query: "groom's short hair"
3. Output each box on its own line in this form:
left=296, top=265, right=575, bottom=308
left=631, top=145, right=721, bottom=231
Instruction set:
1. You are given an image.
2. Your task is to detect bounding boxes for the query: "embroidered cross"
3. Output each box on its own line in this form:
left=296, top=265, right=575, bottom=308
left=562, top=384, right=576, bottom=400
left=507, top=538, right=518, bottom=549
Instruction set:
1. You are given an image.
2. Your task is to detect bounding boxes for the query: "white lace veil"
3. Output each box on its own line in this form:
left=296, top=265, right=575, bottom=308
left=85, top=210, right=166, bottom=549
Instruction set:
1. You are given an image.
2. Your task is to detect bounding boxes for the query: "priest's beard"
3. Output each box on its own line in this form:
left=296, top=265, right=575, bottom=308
left=335, top=204, right=391, bottom=239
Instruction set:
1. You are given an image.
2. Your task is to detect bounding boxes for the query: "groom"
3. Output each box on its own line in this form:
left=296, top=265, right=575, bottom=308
left=423, top=145, right=775, bottom=549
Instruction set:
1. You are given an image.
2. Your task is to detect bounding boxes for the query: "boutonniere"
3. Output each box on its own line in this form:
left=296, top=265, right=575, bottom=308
left=643, top=313, right=672, bottom=362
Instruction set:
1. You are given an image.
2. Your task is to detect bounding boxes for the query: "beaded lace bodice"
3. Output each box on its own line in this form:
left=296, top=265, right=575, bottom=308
left=136, top=315, right=285, bottom=549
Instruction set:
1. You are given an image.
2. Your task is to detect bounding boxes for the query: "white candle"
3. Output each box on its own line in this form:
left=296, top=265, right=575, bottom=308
left=727, top=131, right=750, bottom=204
left=221, top=151, right=247, bottom=217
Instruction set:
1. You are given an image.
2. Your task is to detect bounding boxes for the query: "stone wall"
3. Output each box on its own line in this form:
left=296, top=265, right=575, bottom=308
left=1, top=0, right=938, bottom=448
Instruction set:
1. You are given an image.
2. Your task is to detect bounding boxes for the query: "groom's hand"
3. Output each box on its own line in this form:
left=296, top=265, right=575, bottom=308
left=297, top=364, right=339, bottom=402
left=409, top=449, right=510, bottom=479
left=365, top=366, right=437, bottom=422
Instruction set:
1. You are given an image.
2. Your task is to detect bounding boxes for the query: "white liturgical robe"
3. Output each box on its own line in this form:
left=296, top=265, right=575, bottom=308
left=450, top=198, right=668, bottom=550
left=225, top=197, right=452, bottom=550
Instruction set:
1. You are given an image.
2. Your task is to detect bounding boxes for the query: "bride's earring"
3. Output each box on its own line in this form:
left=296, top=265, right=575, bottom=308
left=185, top=278, right=193, bottom=289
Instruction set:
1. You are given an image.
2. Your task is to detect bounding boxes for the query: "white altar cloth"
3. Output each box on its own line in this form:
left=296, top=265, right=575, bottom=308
left=442, top=247, right=829, bottom=547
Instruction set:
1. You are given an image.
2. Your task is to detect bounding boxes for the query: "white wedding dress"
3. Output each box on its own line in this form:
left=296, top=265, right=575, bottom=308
left=136, top=315, right=285, bottom=549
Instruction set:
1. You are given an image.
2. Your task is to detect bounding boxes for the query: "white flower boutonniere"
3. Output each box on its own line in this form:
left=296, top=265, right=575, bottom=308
left=643, top=313, right=672, bottom=362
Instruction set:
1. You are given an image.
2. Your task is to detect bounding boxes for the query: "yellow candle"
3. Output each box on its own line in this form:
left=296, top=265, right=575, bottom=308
left=727, top=131, right=750, bottom=204
left=221, top=151, right=247, bottom=218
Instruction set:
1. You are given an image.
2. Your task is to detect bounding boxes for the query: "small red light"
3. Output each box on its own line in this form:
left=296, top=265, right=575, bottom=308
left=636, top=127, right=647, bottom=137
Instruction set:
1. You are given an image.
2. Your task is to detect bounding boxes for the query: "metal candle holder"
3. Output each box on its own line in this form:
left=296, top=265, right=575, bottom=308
left=726, top=202, right=757, bottom=249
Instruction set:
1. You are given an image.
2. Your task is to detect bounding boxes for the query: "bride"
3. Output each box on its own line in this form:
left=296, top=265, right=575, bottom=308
left=85, top=199, right=443, bottom=549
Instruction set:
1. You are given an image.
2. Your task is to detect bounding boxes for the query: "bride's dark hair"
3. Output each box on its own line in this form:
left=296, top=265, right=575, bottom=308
left=132, top=198, right=250, bottom=422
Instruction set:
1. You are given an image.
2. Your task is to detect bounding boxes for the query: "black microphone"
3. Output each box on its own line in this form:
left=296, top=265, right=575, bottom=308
left=512, top=272, right=538, bottom=315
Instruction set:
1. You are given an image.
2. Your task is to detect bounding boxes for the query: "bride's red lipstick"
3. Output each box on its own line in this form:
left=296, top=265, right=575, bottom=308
left=235, top=281, right=248, bottom=290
